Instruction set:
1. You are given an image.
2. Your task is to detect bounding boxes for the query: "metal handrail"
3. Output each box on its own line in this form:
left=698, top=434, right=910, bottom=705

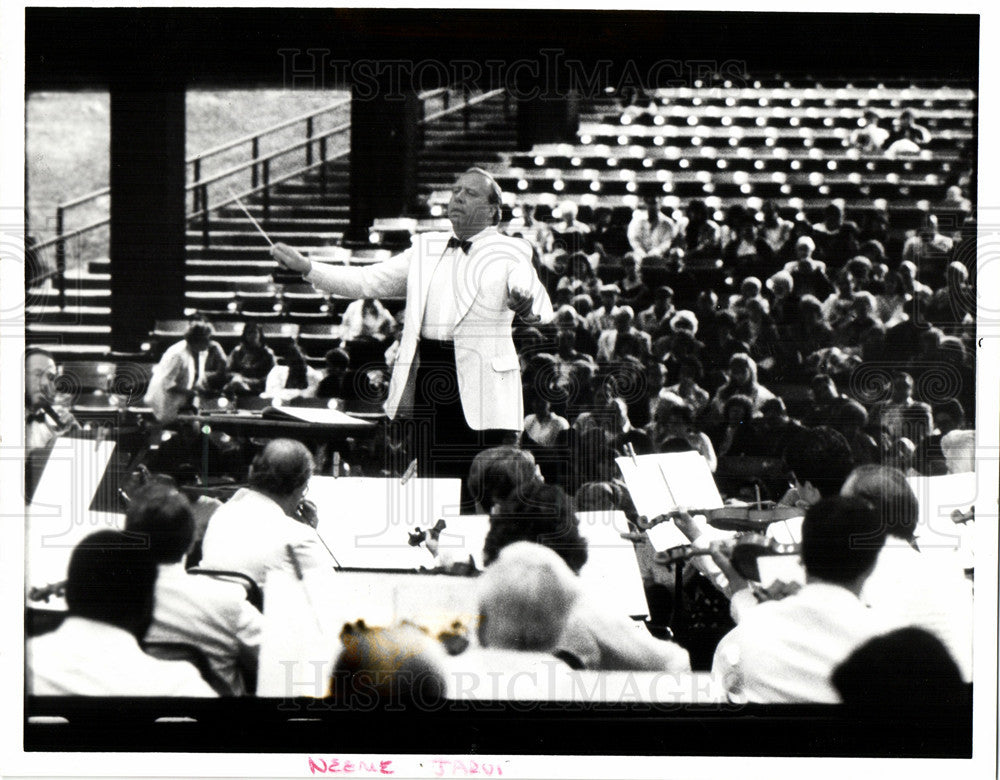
left=30, top=87, right=509, bottom=302
left=33, top=97, right=352, bottom=254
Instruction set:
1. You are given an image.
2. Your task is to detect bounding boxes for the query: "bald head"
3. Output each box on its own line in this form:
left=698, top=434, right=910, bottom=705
left=249, top=438, right=314, bottom=499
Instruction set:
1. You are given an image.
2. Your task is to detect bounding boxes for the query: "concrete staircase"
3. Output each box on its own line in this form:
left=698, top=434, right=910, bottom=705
left=26, top=95, right=518, bottom=361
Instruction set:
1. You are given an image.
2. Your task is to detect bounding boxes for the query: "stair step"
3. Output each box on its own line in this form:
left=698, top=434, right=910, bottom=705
left=200, top=218, right=346, bottom=232
left=185, top=230, right=343, bottom=247
left=24, top=342, right=113, bottom=361
left=27, top=323, right=113, bottom=345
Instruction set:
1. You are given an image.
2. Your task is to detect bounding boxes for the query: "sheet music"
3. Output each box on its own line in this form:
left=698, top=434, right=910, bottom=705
left=576, top=510, right=649, bottom=617
left=308, top=476, right=461, bottom=569
left=615, top=451, right=724, bottom=520
left=263, top=405, right=375, bottom=426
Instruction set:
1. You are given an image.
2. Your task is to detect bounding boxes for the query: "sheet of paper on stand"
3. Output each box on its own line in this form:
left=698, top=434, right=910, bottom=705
left=907, top=472, right=977, bottom=571
left=767, top=514, right=804, bottom=546
left=262, top=405, right=375, bottom=426
left=258, top=569, right=482, bottom=698
left=308, top=476, right=461, bottom=569
left=25, top=437, right=122, bottom=602
left=576, top=510, right=650, bottom=617
left=432, top=512, right=490, bottom=570
left=615, top=451, right=724, bottom=520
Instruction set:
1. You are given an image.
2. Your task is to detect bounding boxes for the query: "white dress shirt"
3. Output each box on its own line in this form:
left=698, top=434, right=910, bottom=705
left=28, top=616, right=216, bottom=696
left=713, top=582, right=899, bottom=703
left=199, top=488, right=333, bottom=586
left=420, top=227, right=494, bottom=340
left=144, top=562, right=264, bottom=695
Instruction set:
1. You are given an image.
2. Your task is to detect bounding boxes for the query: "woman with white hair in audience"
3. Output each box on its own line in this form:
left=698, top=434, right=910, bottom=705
left=840, top=465, right=973, bottom=681
left=705, top=352, right=775, bottom=424
left=941, top=429, right=975, bottom=474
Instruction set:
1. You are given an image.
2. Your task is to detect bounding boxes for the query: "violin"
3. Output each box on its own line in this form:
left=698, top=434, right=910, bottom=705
left=28, top=580, right=67, bottom=604
left=654, top=532, right=800, bottom=582
left=951, top=506, right=974, bottom=525
left=636, top=502, right=803, bottom=534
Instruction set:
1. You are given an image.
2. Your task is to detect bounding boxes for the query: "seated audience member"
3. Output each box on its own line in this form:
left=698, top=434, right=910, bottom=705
left=831, top=398, right=880, bottom=466
left=747, top=398, right=807, bottom=458
left=585, top=283, right=622, bottom=335
left=617, top=253, right=647, bottom=310
left=27, top=530, right=216, bottom=696
left=941, top=429, right=975, bottom=474
left=712, top=497, right=895, bottom=703
left=223, top=321, right=276, bottom=396
left=765, top=270, right=795, bottom=324
left=832, top=628, right=968, bottom=712
left=468, top=446, right=543, bottom=516
left=783, top=237, right=833, bottom=301
left=728, top=277, right=766, bottom=318
left=522, top=394, right=570, bottom=448
left=885, top=109, right=932, bottom=156
left=723, top=220, right=768, bottom=276
left=601, top=395, right=655, bottom=456
left=789, top=295, right=834, bottom=366
left=674, top=198, right=722, bottom=260
left=804, top=373, right=848, bottom=428
left=145, top=319, right=228, bottom=424
left=664, top=355, right=710, bottom=416
left=913, top=399, right=965, bottom=476
left=648, top=400, right=717, bottom=471
left=329, top=620, right=448, bottom=708
left=200, top=439, right=331, bottom=585
left=841, top=466, right=973, bottom=680
left=710, top=394, right=758, bottom=458
left=480, top=542, right=689, bottom=673
left=706, top=353, right=776, bottom=423
left=821, top=268, right=856, bottom=330
left=781, top=425, right=856, bottom=508
left=849, top=109, right=890, bottom=152
left=871, top=371, right=933, bottom=446
left=836, top=291, right=885, bottom=348
left=262, top=340, right=323, bottom=403
left=125, top=485, right=263, bottom=695
left=902, top=214, right=953, bottom=291
left=552, top=199, right=592, bottom=236
left=339, top=297, right=395, bottom=342
left=628, top=195, right=677, bottom=260
left=637, top=285, right=676, bottom=338
left=759, top=200, right=793, bottom=258
left=315, top=348, right=353, bottom=400
left=596, top=307, right=651, bottom=363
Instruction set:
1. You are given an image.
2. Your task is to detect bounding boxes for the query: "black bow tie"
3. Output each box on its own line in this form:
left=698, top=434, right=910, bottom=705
left=26, top=409, right=48, bottom=424
left=447, top=237, right=473, bottom=254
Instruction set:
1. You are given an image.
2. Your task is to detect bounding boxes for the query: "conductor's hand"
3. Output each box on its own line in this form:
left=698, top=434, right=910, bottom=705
left=507, top=287, right=538, bottom=323
left=271, top=242, right=312, bottom=275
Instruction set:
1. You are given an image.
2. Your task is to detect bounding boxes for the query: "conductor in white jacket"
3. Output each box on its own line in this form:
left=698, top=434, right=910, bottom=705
left=272, top=167, right=553, bottom=500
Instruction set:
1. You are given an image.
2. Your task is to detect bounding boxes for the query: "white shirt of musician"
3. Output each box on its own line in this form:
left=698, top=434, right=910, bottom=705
left=28, top=616, right=216, bottom=697
left=712, top=582, right=899, bottom=703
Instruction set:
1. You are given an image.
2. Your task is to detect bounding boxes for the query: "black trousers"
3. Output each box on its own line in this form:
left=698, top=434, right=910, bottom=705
left=390, top=339, right=516, bottom=512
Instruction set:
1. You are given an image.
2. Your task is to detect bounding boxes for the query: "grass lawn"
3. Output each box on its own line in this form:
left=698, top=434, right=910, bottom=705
left=26, top=88, right=349, bottom=274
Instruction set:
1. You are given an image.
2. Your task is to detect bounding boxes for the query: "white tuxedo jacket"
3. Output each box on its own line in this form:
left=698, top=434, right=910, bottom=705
left=305, top=228, right=553, bottom=430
